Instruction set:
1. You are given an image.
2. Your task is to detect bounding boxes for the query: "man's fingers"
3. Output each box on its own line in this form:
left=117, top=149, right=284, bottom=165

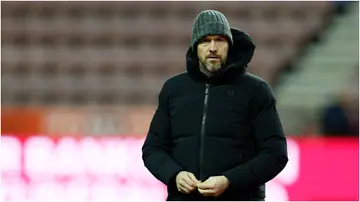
left=179, top=180, right=195, bottom=192
left=197, top=182, right=213, bottom=189
left=183, top=177, right=196, bottom=187
left=178, top=185, right=190, bottom=194
left=198, top=188, right=215, bottom=193
left=187, top=173, right=199, bottom=184
left=198, top=188, right=215, bottom=195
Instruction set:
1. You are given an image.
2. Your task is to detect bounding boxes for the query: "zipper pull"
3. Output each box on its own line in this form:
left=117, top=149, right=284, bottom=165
left=205, top=84, right=209, bottom=95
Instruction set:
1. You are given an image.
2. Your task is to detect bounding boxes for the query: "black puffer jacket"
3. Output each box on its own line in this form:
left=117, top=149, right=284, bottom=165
left=142, top=28, right=288, bottom=201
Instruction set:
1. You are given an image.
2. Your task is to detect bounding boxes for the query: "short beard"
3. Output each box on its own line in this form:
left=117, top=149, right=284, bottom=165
left=199, top=61, right=223, bottom=77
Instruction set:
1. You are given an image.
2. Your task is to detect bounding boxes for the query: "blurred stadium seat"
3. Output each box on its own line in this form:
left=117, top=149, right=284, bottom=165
left=2, top=1, right=335, bottom=106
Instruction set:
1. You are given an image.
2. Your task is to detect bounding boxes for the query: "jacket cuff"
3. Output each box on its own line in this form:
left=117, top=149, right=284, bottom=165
left=165, top=168, right=185, bottom=186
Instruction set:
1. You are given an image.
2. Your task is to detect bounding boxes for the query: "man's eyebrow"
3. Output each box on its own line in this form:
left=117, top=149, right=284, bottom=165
left=215, top=36, right=227, bottom=39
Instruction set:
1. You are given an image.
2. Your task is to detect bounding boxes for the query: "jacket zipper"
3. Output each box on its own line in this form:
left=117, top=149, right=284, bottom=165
left=199, top=83, right=210, bottom=181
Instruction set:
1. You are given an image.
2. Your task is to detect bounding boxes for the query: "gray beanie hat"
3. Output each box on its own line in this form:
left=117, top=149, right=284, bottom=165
left=191, top=10, right=233, bottom=51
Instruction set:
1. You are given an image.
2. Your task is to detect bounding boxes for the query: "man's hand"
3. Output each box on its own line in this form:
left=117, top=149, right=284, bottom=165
left=197, top=175, right=230, bottom=197
left=176, top=171, right=200, bottom=194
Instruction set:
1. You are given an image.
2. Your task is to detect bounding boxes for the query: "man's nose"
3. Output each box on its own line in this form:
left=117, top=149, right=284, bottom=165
left=209, top=40, right=217, bottom=52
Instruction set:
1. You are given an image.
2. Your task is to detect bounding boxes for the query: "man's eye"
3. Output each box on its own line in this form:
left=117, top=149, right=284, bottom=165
left=201, top=39, right=211, bottom=43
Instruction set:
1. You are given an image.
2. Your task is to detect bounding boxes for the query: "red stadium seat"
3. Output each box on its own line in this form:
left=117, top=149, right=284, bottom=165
left=1, top=1, right=335, bottom=105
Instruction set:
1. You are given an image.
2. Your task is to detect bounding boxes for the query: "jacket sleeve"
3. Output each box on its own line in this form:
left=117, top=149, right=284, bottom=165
left=223, top=82, right=288, bottom=188
left=142, top=81, right=184, bottom=186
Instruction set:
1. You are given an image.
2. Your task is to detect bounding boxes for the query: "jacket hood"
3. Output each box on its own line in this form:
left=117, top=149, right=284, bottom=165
left=185, top=28, right=255, bottom=83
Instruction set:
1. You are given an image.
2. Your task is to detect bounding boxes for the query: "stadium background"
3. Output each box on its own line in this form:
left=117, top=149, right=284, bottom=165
left=1, top=1, right=359, bottom=201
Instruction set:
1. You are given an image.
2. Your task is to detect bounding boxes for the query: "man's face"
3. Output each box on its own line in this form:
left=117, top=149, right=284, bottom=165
left=197, top=35, right=229, bottom=74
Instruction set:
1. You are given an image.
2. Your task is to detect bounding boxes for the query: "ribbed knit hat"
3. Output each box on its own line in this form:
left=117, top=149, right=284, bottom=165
left=191, top=10, right=233, bottom=51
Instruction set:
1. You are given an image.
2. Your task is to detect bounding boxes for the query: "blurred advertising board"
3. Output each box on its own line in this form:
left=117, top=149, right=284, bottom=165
left=1, top=135, right=359, bottom=201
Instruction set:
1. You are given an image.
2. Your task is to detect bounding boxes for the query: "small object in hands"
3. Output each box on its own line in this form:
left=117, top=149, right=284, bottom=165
left=197, top=176, right=230, bottom=197
left=176, top=171, right=200, bottom=194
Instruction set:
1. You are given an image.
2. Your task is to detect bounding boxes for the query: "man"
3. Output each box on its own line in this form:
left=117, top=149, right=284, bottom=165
left=142, top=10, right=288, bottom=201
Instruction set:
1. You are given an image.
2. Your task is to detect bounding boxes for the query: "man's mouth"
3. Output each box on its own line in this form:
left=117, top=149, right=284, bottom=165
left=207, top=56, right=220, bottom=59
